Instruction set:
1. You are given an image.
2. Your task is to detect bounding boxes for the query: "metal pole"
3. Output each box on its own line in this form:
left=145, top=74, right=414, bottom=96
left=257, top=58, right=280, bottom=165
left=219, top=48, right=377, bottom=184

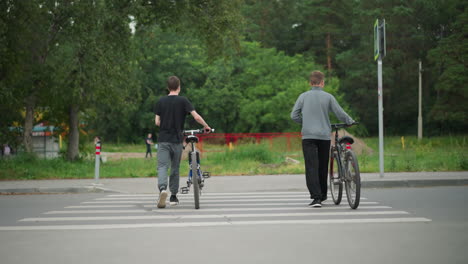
left=418, top=60, right=423, bottom=140
left=95, top=142, right=101, bottom=181
left=378, top=58, right=384, bottom=178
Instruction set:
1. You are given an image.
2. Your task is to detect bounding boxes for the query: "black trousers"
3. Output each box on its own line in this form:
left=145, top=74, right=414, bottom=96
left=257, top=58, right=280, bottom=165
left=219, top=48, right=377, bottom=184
left=302, top=139, right=331, bottom=200
left=146, top=145, right=152, bottom=158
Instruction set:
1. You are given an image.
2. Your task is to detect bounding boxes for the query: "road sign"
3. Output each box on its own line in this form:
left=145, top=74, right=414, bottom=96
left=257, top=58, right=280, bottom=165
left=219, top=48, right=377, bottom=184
left=374, top=19, right=386, bottom=61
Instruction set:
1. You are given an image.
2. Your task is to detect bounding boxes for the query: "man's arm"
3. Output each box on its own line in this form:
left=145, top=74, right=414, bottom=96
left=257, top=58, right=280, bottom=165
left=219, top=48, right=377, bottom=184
left=155, top=115, right=160, bottom=127
left=329, top=96, right=354, bottom=124
left=291, top=95, right=303, bottom=124
left=190, top=110, right=211, bottom=132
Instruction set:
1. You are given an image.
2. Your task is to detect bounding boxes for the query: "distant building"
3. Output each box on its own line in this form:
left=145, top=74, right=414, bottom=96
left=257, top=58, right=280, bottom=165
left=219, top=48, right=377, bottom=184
left=31, top=123, right=59, bottom=159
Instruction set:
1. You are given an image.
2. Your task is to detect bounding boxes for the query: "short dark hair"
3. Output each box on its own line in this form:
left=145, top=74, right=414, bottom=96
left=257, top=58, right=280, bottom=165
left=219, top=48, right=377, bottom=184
left=310, top=71, right=324, bottom=85
left=167, top=76, right=180, bottom=91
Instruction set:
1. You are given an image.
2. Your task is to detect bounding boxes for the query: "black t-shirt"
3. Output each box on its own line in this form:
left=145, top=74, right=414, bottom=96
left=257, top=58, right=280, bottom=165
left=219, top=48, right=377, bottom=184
left=145, top=137, right=152, bottom=147
left=154, top=95, right=195, bottom=143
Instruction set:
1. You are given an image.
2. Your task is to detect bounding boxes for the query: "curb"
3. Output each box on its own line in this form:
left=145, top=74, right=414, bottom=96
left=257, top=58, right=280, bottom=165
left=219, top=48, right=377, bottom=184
left=0, top=186, right=119, bottom=195
left=0, top=179, right=467, bottom=195
left=362, top=179, right=468, bottom=188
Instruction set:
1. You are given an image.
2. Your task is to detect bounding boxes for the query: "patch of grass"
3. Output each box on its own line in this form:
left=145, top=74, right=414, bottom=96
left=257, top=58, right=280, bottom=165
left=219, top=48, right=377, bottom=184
left=208, top=143, right=282, bottom=164
left=100, top=143, right=145, bottom=153
left=359, top=136, right=467, bottom=172
left=458, top=153, right=468, bottom=170
left=99, top=158, right=155, bottom=178
left=0, top=154, right=94, bottom=180
left=1, top=136, right=466, bottom=180
left=0, top=153, right=156, bottom=180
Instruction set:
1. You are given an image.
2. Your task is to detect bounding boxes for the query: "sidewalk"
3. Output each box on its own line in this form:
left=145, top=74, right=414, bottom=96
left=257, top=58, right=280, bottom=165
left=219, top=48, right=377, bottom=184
left=0, top=171, right=467, bottom=194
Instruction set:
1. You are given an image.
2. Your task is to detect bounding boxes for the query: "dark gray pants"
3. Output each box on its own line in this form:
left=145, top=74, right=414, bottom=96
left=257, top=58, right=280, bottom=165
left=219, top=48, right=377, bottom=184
left=302, top=139, right=331, bottom=200
left=157, top=142, right=183, bottom=194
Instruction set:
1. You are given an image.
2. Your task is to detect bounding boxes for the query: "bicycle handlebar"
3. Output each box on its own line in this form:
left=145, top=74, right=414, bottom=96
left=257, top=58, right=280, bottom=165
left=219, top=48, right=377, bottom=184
left=183, top=128, right=215, bottom=135
left=331, top=122, right=359, bottom=129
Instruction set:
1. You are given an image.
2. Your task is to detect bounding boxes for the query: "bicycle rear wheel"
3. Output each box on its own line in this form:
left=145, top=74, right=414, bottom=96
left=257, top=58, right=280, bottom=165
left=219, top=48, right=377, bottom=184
left=344, top=150, right=361, bottom=209
left=329, top=151, right=343, bottom=205
left=191, top=151, right=200, bottom=209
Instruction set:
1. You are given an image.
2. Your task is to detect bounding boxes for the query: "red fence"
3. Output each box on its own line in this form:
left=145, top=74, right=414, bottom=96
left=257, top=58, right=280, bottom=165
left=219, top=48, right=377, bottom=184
left=196, top=132, right=302, bottom=153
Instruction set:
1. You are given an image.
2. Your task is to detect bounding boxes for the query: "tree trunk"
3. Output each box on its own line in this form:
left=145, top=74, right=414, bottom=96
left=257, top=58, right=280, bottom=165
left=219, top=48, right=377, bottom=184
left=67, top=104, right=80, bottom=161
left=326, top=33, right=333, bottom=75
left=23, top=95, right=36, bottom=153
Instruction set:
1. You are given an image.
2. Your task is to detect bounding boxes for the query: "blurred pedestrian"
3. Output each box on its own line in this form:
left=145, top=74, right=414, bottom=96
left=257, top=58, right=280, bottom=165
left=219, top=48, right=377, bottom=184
left=3, top=144, right=11, bottom=156
left=145, top=133, right=154, bottom=158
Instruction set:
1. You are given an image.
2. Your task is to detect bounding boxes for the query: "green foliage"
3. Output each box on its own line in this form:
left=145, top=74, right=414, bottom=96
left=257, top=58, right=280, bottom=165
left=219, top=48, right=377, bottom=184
left=1, top=0, right=244, bottom=153
left=2, top=0, right=467, bottom=157
left=428, top=5, right=468, bottom=130
left=133, top=0, right=243, bottom=59
left=243, top=0, right=467, bottom=135
left=122, top=27, right=341, bottom=139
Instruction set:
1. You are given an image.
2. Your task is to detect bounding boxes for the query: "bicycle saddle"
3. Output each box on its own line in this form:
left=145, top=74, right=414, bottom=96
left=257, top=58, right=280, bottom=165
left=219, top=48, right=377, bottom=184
left=185, top=135, right=199, bottom=143
left=339, top=136, right=354, bottom=145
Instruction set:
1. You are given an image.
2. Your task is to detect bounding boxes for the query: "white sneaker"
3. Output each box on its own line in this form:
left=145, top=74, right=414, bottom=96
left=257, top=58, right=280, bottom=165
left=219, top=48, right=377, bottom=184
left=157, top=190, right=168, bottom=208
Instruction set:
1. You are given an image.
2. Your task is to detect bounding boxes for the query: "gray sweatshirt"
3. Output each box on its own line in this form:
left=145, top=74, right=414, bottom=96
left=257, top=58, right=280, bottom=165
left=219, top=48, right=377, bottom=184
left=291, top=87, right=354, bottom=140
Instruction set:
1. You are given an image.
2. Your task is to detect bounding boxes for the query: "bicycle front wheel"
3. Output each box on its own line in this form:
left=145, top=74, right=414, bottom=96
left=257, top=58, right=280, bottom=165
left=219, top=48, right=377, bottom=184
left=191, top=152, right=200, bottom=209
left=329, top=151, right=343, bottom=205
left=344, top=150, right=361, bottom=209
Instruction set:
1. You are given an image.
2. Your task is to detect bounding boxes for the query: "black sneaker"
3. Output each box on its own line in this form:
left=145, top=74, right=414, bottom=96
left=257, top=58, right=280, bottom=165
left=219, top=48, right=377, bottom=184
left=309, top=199, right=322, bottom=208
left=169, top=194, right=179, bottom=206
left=321, top=196, right=328, bottom=202
left=157, top=190, right=167, bottom=208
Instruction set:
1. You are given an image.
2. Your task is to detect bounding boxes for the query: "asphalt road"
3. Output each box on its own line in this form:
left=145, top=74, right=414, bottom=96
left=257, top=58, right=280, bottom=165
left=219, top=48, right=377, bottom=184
left=0, top=186, right=467, bottom=264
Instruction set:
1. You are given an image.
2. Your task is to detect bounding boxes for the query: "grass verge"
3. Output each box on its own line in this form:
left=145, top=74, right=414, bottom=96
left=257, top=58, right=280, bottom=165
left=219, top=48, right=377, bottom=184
left=0, top=136, right=466, bottom=180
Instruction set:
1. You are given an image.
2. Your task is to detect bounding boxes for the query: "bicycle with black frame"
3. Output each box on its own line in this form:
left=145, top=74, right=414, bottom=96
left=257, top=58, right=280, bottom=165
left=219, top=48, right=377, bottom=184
left=180, top=128, right=214, bottom=209
left=329, top=122, right=361, bottom=209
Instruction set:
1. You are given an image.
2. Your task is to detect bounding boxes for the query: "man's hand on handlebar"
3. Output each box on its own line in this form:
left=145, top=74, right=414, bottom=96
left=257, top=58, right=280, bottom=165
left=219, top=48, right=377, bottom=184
left=204, top=126, right=212, bottom=134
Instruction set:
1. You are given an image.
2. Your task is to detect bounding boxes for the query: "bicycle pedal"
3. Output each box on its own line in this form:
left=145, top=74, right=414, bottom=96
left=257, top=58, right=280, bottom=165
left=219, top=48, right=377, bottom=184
left=180, top=187, right=189, bottom=194
left=202, top=172, right=211, bottom=178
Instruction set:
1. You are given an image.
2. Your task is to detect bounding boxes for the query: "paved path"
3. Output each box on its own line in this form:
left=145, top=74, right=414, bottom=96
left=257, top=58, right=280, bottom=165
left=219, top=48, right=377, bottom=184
left=0, top=171, right=467, bottom=194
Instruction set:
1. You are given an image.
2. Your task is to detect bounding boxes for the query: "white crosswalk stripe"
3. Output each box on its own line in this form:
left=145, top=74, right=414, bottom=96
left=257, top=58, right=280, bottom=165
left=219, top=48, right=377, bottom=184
left=0, top=191, right=431, bottom=231
left=45, top=206, right=392, bottom=214
left=65, top=202, right=379, bottom=208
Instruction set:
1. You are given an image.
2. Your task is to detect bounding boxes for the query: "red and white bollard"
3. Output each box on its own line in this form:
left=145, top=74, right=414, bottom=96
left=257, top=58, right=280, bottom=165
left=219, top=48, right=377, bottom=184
left=95, top=142, right=101, bottom=181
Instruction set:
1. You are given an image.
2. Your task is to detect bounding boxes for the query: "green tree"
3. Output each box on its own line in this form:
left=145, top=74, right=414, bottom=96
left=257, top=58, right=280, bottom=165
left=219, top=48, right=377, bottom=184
left=189, top=41, right=353, bottom=133
left=47, top=0, right=138, bottom=160
left=87, top=0, right=245, bottom=143
left=335, top=0, right=466, bottom=135
left=428, top=3, right=468, bottom=131
left=243, top=0, right=353, bottom=74
left=1, top=0, right=72, bottom=153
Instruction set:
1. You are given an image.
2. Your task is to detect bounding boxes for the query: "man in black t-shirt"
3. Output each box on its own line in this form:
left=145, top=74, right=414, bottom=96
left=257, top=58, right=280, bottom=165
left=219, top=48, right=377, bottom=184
left=154, top=76, right=211, bottom=208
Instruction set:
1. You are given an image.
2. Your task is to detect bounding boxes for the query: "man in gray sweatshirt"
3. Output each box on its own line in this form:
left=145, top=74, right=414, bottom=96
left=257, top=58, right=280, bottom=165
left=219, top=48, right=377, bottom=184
left=291, top=71, right=354, bottom=208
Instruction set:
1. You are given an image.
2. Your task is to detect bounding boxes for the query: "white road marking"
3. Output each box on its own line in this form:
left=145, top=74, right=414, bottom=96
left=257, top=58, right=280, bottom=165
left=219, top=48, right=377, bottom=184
left=107, top=192, right=311, bottom=197
left=1, top=191, right=432, bottom=232
left=0, top=218, right=432, bottom=231
left=21, top=211, right=410, bottom=222
left=95, top=194, right=313, bottom=200
left=44, top=206, right=392, bottom=214
left=67, top=201, right=379, bottom=208
left=82, top=197, right=367, bottom=204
